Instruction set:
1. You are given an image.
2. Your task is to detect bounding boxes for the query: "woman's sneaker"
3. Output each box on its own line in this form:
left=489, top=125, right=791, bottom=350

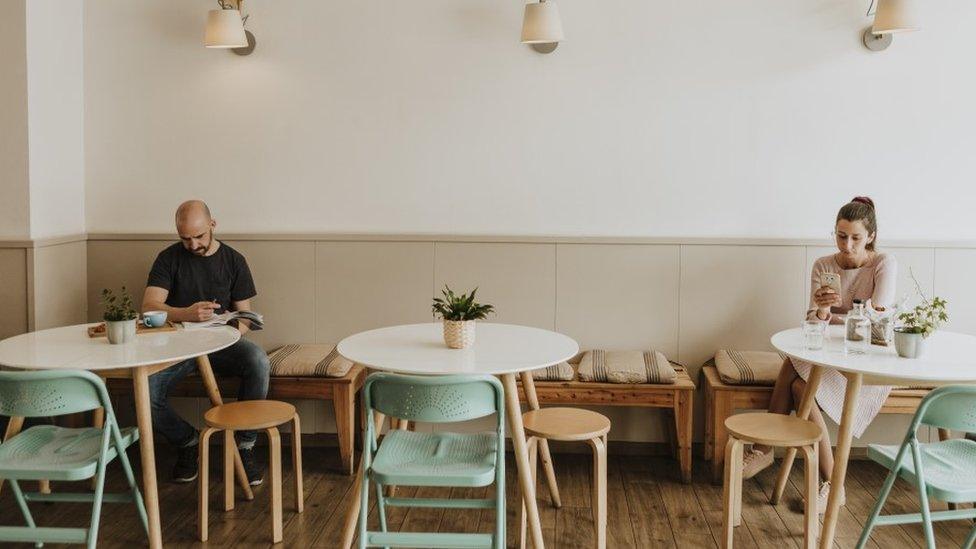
left=742, top=448, right=774, bottom=479
left=817, top=481, right=845, bottom=514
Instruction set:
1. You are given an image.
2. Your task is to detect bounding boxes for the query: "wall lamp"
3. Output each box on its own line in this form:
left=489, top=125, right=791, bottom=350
left=863, top=0, right=919, bottom=51
left=521, top=0, right=564, bottom=54
left=205, top=0, right=256, bottom=55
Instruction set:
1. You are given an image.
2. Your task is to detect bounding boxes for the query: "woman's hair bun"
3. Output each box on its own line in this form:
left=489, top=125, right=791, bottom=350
left=851, top=196, right=875, bottom=210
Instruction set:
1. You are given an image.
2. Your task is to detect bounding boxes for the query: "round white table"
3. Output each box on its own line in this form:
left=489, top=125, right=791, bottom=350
left=771, top=326, right=976, bottom=549
left=0, top=323, right=247, bottom=549
left=336, top=323, right=579, bottom=549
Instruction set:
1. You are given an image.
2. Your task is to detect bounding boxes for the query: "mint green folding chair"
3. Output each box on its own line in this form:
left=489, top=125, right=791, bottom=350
left=358, top=373, right=505, bottom=549
left=857, top=384, right=976, bottom=549
left=0, top=369, right=148, bottom=548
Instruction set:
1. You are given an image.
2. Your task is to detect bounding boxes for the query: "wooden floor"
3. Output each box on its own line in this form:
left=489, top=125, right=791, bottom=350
left=1, top=445, right=972, bottom=548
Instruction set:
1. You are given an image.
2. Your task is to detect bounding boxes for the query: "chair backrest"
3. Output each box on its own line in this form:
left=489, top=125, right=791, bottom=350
left=912, top=384, right=976, bottom=434
left=0, top=369, right=111, bottom=418
left=364, top=373, right=504, bottom=424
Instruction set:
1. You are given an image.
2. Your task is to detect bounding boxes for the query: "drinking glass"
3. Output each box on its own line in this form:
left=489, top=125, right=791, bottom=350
left=803, top=319, right=827, bottom=350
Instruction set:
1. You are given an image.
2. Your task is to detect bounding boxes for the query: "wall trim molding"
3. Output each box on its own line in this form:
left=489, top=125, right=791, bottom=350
left=0, top=233, right=88, bottom=249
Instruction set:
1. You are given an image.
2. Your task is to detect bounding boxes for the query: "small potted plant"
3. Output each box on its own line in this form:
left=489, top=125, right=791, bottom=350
left=432, top=286, right=494, bottom=349
left=101, top=287, right=138, bottom=344
left=894, top=275, right=948, bottom=359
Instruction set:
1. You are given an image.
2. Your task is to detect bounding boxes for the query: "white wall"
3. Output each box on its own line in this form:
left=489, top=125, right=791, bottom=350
left=0, top=1, right=30, bottom=239
left=26, top=0, right=85, bottom=239
left=84, top=0, right=976, bottom=239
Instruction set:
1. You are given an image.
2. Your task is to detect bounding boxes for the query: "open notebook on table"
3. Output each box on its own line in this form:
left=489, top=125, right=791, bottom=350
left=182, top=310, right=264, bottom=330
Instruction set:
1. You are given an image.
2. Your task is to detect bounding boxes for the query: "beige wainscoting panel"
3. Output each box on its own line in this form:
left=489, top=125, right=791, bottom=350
left=223, top=241, right=315, bottom=351
left=314, top=241, right=435, bottom=346
left=555, top=244, right=679, bottom=356
left=87, top=240, right=171, bottom=319
left=434, top=243, right=556, bottom=329
left=679, top=245, right=807, bottom=377
left=0, top=248, right=28, bottom=338
left=804, top=246, right=935, bottom=309
left=935, top=248, right=976, bottom=336
left=32, top=241, right=88, bottom=330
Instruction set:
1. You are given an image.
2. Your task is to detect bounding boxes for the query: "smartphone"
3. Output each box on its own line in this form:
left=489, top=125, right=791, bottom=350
left=820, top=272, right=841, bottom=294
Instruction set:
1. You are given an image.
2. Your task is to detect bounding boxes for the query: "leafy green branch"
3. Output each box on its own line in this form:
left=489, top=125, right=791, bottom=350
left=897, top=269, right=948, bottom=338
left=101, top=287, right=138, bottom=322
left=432, top=286, right=494, bottom=321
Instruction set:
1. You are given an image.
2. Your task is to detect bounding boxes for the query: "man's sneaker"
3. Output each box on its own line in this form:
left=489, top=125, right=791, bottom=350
left=741, top=448, right=774, bottom=479
left=239, top=447, right=264, bottom=486
left=172, top=444, right=199, bottom=483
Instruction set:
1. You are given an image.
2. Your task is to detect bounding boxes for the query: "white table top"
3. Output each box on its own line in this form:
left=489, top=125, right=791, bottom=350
left=0, top=323, right=240, bottom=371
left=772, top=326, right=976, bottom=384
left=337, top=323, right=580, bottom=375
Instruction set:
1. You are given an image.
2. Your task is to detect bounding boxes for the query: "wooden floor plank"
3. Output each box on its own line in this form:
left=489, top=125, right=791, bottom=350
left=654, top=455, right=716, bottom=548
left=619, top=455, right=678, bottom=548
left=692, top=460, right=759, bottom=549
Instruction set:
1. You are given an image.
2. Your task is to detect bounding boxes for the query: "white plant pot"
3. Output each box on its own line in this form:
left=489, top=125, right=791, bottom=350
left=106, top=319, right=137, bottom=345
left=894, top=329, right=926, bottom=359
left=443, top=320, right=476, bottom=349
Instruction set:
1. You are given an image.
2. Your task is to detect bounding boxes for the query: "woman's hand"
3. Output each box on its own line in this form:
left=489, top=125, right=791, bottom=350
left=813, top=286, right=841, bottom=317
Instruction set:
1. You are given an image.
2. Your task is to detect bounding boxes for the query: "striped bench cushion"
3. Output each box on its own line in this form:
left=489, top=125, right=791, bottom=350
left=577, top=350, right=676, bottom=384
left=268, top=344, right=354, bottom=378
left=531, top=361, right=575, bottom=381
left=714, top=350, right=786, bottom=386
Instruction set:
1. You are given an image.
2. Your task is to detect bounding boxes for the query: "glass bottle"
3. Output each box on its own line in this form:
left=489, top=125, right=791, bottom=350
left=845, top=299, right=871, bottom=355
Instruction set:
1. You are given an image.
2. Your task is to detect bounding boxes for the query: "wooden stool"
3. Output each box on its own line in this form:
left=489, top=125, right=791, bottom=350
left=519, top=407, right=611, bottom=549
left=722, top=413, right=821, bottom=549
left=198, top=400, right=304, bottom=544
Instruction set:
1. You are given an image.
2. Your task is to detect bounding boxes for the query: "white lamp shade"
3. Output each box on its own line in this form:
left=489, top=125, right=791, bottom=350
left=872, top=0, right=920, bottom=35
left=204, top=9, right=247, bottom=48
left=521, top=2, right=564, bottom=44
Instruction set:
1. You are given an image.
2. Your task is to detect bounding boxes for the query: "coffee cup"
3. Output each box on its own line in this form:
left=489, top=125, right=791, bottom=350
left=143, top=310, right=168, bottom=328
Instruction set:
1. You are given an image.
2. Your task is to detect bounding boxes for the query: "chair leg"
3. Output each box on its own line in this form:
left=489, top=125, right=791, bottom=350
left=712, top=392, right=734, bottom=484
left=675, top=390, right=693, bottom=484
left=86, top=430, right=112, bottom=549
left=588, top=436, right=608, bottom=549
left=722, top=438, right=744, bottom=549
left=911, top=441, right=936, bottom=549
left=332, top=384, right=355, bottom=475
left=224, top=430, right=235, bottom=511
left=703, top=384, right=715, bottom=462
left=855, top=463, right=901, bottom=549
left=91, top=408, right=105, bottom=491
left=519, top=437, right=539, bottom=549
left=375, top=482, right=389, bottom=532
left=198, top=428, right=218, bottom=542
left=0, top=416, right=25, bottom=497
left=291, top=415, right=304, bottom=512
left=357, top=458, right=371, bottom=549
left=800, top=445, right=818, bottom=549
left=112, top=424, right=148, bottom=538
left=963, top=520, right=976, bottom=549
left=537, top=438, right=562, bottom=508
left=268, top=427, right=283, bottom=544
left=9, top=479, right=38, bottom=528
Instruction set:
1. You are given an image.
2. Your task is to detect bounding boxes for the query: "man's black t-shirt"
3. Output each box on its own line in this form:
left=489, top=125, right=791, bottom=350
left=147, top=241, right=256, bottom=313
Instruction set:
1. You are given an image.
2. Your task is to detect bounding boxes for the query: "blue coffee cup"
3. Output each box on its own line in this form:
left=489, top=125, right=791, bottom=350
left=143, top=310, right=168, bottom=328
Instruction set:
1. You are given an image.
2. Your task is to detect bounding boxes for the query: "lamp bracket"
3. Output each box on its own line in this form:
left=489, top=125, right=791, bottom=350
left=862, top=27, right=893, bottom=51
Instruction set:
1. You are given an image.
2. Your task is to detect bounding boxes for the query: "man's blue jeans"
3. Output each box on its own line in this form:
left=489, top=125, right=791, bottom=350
left=149, top=338, right=270, bottom=449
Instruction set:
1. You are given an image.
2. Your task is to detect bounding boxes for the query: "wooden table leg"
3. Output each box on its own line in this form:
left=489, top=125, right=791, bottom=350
left=340, top=411, right=386, bottom=549
left=819, top=372, right=861, bottom=549
left=0, top=416, right=25, bottom=496
left=133, top=365, right=164, bottom=549
left=197, top=355, right=254, bottom=501
left=771, top=365, right=824, bottom=504
left=520, top=371, right=561, bottom=508
left=503, top=373, right=545, bottom=549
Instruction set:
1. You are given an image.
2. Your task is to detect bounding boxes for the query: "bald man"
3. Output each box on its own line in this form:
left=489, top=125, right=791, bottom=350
left=142, top=200, right=270, bottom=485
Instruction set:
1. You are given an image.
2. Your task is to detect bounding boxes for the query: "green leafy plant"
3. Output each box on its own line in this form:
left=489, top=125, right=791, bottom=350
left=432, top=286, right=494, bottom=321
left=897, top=271, right=948, bottom=338
left=101, top=287, right=138, bottom=322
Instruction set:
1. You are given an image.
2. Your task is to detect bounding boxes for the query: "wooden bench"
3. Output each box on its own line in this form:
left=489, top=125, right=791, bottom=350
left=106, top=364, right=366, bottom=475
left=702, top=364, right=934, bottom=483
left=517, top=363, right=696, bottom=483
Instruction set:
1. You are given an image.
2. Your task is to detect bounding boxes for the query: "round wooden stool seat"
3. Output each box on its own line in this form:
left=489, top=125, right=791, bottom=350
left=522, top=407, right=611, bottom=442
left=725, top=413, right=822, bottom=447
left=204, top=400, right=297, bottom=431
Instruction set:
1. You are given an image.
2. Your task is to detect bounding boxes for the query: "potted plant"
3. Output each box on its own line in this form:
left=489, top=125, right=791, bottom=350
left=432, top=286, right=494, bottom=349
left=101, top=287, right=138, bottom=344
left=894, top=275, right=948, bottom=359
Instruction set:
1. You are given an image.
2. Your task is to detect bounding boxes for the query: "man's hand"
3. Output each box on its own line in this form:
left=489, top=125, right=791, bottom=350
left=185, top=301, right=221, bottom=322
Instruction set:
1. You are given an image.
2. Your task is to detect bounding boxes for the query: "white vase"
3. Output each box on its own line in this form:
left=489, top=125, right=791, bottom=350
left=443, top=320, right=476, bottom=349
left=106, top=319, right=137, bottom=344
left=894, top=329, right=926, bottom=359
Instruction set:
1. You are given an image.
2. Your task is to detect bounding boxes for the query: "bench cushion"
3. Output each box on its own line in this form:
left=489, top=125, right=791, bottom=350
left=268, top=344, right=354, bottom=378
left=714, top=350, right=786, bottom=386
left=531, top=361, right=575, bottom=381
left=577, top=350, right=676, bottom=384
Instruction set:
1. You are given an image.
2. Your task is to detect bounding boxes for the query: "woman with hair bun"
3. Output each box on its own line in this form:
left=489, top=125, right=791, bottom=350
left=741, top=196, right=896, bottom=513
